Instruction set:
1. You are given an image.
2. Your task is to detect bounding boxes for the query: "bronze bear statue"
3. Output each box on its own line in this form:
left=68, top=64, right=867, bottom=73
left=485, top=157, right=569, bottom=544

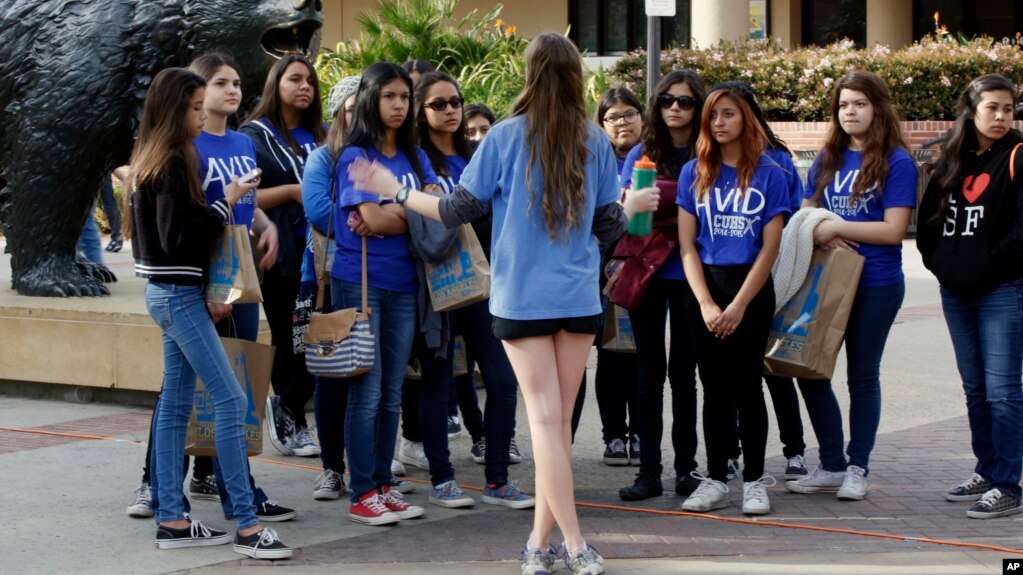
left=0, top=0, right=323, bottom=296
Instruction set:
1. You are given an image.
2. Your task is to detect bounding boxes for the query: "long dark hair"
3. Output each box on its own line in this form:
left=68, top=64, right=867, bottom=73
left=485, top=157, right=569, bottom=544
left=509, top=33, right=588, bottom=240
left=126, top=68, right=207, bottom=236
left=812, top=70, right=907, bottom=203
left=642, top=70, right=706, bottom=180
left=595, top=87, right=644, bottom=157
left=246, top=54, right=326, bottom=155
left=343, top=62, right=423, bottom=182
left=928, top=74, right=1021, bottom=225
left=415, top=71, right=470, bottom=177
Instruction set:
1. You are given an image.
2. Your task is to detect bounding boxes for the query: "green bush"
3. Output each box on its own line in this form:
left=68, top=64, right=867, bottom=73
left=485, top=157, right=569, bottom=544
left=609, top=36, right=1023, bottom=121
left=314, top=0, right=527, bottom=117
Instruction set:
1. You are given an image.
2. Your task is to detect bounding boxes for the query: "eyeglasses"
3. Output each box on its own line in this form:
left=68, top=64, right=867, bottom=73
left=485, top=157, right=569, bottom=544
left=602, top=110, right=641, bottom=125
left=423, top=97, right=463, bottom=111
left=657, top=94, right=698, bottom=111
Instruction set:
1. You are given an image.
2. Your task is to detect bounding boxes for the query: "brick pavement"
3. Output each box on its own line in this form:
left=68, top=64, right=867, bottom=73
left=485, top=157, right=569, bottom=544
left=282, top=415, right=1022, bottom=566
left=0, top=410, right=150, bottom=454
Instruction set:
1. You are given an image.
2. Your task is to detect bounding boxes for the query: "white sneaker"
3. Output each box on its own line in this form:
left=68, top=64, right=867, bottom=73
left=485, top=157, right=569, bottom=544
left=391, top=458, right=407, bottom=477
left=837, top=465, right=868, bottom=500
left=398, top=438, right=429, bottom=470
left=786, top=466, right=846, bottom=494
left=681, top=473, right=730, bottom=512
left=313, top=469, right=345, bottom=500
left=742, top=475, right=777, bottom=515
left=286, top=425, right=321, bottom=457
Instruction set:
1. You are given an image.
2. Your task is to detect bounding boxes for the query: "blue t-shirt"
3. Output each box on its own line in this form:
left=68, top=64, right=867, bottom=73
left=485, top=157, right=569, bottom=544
left=459, top=116, right=620, bottom=320
left=195, top=130, right=258, bottom=229
left=677, top=157, right=792, bottom=266
left=299, top=145, right=335, bottom=284
left=804, top=148, right=918, bottom=287
left=765, top=147, right=804, bottom=217
left=620, top=143, right=690, bottom=280
left=437, top=154, right=468, bottom=195
left=332, top=145, right=439, bottom=293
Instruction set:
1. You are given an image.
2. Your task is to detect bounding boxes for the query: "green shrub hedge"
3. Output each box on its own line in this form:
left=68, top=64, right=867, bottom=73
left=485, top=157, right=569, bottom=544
left=609, top=36, right=1023, bottom=121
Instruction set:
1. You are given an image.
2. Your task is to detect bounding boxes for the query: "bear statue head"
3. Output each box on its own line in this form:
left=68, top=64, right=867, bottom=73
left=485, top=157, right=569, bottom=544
left=180, top=0, right=324, bottom=106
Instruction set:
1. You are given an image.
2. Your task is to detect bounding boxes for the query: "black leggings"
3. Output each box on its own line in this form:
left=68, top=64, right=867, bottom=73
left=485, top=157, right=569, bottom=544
left=686, top=266, right=774, bottom=483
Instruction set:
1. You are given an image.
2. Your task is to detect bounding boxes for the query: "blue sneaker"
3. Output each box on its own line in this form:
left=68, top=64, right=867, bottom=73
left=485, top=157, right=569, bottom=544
left=521, top=544, right=558, bottom=575
left=482, top=480, right=535, bottom=509
left=428, top=480, right=475, bottom=508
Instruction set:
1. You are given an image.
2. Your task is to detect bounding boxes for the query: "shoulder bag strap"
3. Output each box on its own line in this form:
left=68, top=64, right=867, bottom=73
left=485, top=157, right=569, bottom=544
left=1011, top=142, right=1023, bottom=183
left=314, top=155, right=338, bottom=311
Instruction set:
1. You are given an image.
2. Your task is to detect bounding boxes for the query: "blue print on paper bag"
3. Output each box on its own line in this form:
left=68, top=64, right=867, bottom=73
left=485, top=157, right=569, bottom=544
left=767, top=262, right=824, bottom=358
left=207, top=231, right=240, bottom=302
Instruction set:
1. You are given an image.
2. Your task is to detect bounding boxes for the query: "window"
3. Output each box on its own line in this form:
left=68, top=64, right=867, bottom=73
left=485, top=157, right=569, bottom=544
left=802, top=0, right=866, bottom=47
left=569, top=0, right=692, bottom=55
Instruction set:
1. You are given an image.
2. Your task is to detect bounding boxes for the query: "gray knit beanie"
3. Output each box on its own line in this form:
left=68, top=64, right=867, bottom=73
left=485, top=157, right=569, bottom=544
left=327, top=76, right=361, bottom=119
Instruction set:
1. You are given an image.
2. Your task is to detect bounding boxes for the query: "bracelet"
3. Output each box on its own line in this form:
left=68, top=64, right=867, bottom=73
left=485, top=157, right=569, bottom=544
left=395, top=186, right=411, bottom=206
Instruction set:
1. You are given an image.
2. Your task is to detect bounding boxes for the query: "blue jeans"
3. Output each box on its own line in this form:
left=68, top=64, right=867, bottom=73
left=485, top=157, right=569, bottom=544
left=333, top=280, right=417, bottom=501
left=77, top=200, right=103, bottom=264
left=310, top=282, right=351, bottom=475
left=941, top=280, right=1023, bottom=498
left=145, top=282, right=258, bottom=529
left=798, top=281, right=905, bottom=474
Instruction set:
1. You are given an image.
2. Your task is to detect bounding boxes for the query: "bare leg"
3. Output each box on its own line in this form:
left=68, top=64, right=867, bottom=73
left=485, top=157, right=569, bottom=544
left=503, top=330, right=593, bottom=552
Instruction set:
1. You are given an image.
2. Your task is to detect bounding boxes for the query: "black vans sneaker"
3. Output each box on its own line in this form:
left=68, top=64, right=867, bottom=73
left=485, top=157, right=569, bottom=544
left=155, top=520, right=230, bottom=549
left=256, top=500, right=297, bottom=522
left=233, top=527, right=293, bottom=560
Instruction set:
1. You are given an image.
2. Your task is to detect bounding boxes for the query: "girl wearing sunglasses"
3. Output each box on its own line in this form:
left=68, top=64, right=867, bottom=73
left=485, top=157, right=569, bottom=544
left=786, top=70, right=916, bottom=501
left=611, top=71, right=710, bottom=503
left=676, top=83, right=791, bottom=516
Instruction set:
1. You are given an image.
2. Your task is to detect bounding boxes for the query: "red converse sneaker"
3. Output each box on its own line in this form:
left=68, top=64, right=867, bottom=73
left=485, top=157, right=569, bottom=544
left=347, top=490, right=400, bottom=526
left=379, top=484, right=425, bottom=519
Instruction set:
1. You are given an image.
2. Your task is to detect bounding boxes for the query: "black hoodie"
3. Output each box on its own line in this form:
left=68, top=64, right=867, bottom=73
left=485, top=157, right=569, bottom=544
left=917, top=130, right=1023, bottom=295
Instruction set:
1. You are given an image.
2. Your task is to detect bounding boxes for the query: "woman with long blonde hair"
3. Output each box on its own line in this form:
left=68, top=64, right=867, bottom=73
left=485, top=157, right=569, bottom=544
left=347, top=33, right=658, bottom=575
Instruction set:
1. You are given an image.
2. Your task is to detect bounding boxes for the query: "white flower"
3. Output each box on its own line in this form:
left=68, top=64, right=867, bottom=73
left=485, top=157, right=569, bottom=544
left=903, top=76, right=914, bottom=85
left=823, top=77, right=834, bottom=88
left=940, top=75, right=952, bottom=87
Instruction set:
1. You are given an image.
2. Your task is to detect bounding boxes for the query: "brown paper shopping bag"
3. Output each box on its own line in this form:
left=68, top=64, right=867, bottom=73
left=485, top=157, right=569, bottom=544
left=601, top=303, right=637, bottom=352
left=206, top=224, right=263, bottom=304
left=425, top=224, right=491, bottom=312
left=186, top=337, right=274, bottom=457
left=764, top=247, right=864, bottom=380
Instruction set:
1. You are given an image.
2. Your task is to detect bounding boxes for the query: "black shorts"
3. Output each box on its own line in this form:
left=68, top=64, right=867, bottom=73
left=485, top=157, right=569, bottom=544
left=492, top=314, right=601, bottom=341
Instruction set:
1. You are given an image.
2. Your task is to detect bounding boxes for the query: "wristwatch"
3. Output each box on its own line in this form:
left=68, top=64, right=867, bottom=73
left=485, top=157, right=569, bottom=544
left=395, top=186, right=411, bottom=206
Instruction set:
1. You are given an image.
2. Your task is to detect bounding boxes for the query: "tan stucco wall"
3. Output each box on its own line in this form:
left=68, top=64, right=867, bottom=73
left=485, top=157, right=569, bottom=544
left=866, top=0, right=913, bottom=48
left=320, top=0, right=568, bottom=50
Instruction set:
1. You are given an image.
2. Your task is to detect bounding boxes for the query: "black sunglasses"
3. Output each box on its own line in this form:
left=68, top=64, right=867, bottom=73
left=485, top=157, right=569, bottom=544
left=657, top=94, right=698, bottom=111
left=423, top=97, right=463, bottom=111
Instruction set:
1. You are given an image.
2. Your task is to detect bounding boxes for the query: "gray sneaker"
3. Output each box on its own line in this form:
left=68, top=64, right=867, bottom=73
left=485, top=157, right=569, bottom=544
left=265, top=395, right=295, bottom=456
left=521, top=544, right=558, bottom=575
left=127, top=482, right=154, bottom=518
left=726, top=458, right=741, bottom=481
left=967, top=488, right=1023, bottom=519
left=562, top=542, right=605, bottom=575
left=189, top=475, right=220, bottom=502
left=313, top=469, right=345, bottom=500
left=946, top=473, right=991, bottom=502
left=286, top=425, right=321, bottom=457
left=784, top=455, right=808, bottom=480
left=509, top=438, right=523, bottom=464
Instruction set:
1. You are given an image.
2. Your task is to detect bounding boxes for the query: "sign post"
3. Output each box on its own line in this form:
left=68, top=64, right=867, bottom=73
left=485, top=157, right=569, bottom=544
left=644, top=0, right=676, bottom=101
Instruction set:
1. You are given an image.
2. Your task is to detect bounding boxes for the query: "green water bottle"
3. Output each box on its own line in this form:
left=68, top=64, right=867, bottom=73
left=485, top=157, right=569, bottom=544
left=626, top=155, right=656, bottom=236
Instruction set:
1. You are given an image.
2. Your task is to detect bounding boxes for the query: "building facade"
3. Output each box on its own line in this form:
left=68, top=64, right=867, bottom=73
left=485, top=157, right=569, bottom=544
left=320, top=1, right=1023, bottom=55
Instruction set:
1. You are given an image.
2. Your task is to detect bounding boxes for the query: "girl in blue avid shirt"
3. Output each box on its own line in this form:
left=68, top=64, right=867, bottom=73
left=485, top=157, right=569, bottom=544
left=332, top=62, right=437, bottom=527
left=240, top=55, right=326, bottom=458
left=348, top=33, right=659, bottom=575
left=614, top=70, right=708, bottom=502
left=128, top=68, right=291, bottom=559
left=785, top=70, right=916, bottom=501
left=676, top=83, right=791, bottom=516
left=917, top=74, right=1023, bottom=519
